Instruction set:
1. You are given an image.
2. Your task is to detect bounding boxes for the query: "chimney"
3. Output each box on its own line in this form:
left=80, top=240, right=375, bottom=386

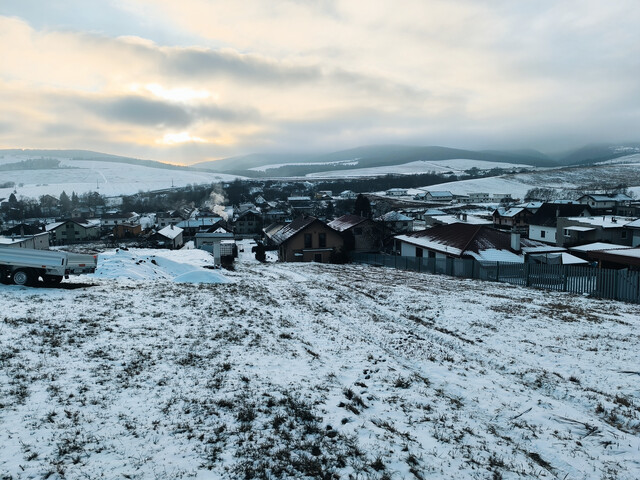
left=511, top=232, right=521, bottom=252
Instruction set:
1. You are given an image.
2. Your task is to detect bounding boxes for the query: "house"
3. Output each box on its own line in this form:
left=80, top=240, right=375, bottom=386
left=468, top=193, right=492, bottom=203
left=156, top=211, right=185, bottom=228
left=100, top=212, right=140, bottom=229
left=155, top=225, right=184, bottom=249
left=376, top=211, right=414, bottom=233
left=46, top=220, right=100, bottom=245
left=626, top=218, right=640, bottom=247
left=568, top=242, right=631, bottom=262
left=395, top=224, right=550, bottom=263
left=287, top=196, right=315, bottom=215
left=176, top=218, right=226, bottom=238
left=265, top=216, right=344, bottom=263
left=195, top=231, right=235, bottom=265
left=340, top=190, right=358, bottom=199
left=112, top=223, right=142, bottom=239
left=577, top=193, right=633, bottom=213
left=528, top=203, right=593, bottom=244
left=233, top=209, right=263, bottom=236
left=327, top=214, right=383, bottom=253
left=424, top=191, right=454, bottom=202
left=0, top=232, right=50, bottom=250
left=263, top=210, right=289, bottom=224
left=385, top=188, right=408, bottom=197
left=492, top=207, right=533, bottom=233
left=556, top=216, right=637, bottom=247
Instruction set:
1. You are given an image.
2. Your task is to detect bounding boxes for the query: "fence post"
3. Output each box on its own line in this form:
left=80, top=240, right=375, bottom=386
left=496, top=262, right=500, bottom=282
left=562, top=265, right=568, bottom=292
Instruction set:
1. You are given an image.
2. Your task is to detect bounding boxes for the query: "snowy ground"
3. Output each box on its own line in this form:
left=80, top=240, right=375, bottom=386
left=0, top=154, right=240, bottom=199
left=1, top=244, right=639, bottom=479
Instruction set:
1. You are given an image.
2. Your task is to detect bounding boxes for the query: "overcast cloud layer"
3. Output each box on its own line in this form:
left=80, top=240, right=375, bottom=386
left=1, top=0, right=639, bottom=164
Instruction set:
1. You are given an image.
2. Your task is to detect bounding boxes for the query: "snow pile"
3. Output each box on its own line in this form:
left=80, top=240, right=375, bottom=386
left=94, top=247, right=229, bottom=284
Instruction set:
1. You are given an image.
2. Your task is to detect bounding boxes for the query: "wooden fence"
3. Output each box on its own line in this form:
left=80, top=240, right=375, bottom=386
left=351, top=253, right=640, bottom=303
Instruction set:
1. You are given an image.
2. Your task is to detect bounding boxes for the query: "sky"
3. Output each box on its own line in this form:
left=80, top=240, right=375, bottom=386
left=1, top=1, right=639, bottom=165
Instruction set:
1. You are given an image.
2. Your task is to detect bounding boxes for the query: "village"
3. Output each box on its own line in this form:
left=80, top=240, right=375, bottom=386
left=1, top=181, right=640, bottom=300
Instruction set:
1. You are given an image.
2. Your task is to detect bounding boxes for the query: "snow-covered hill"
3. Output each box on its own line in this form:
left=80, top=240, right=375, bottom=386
left=0, top=152, right=240, bottom=199
left=425, top=154, right=640, bottom=198
left=0, top=246, right=638, bottom=479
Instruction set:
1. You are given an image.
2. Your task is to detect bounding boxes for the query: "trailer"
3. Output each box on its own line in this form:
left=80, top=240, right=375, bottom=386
left=0, top=248, right=97, bottom=286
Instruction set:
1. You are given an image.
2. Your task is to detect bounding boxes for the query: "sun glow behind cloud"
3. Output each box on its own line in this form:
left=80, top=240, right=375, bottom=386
left=158, top=132, right=208, bottom=145
left=142, top=83, right=215, bottom=103
left=1, top=1, right=640, bottom=163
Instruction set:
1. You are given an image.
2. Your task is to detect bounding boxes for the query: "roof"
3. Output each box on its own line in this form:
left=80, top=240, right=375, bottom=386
left=378, top=211, right=413, bottom=222
left=589, top=248, right=640, bottom=267
left=565, top=216, right=637, bottom=229
left=579, top=193, right=633, bottom=202
left=45, top=220, right=98, bottom=231
left=564, top=226, right=596, bottom=232
left=157, top=225, right=183, bottom=240
left=569, top=242, right=631, bottom=252
left=494, top=207, right=527, bottom=218
left=426, top=191, right=453, bottom=197
left=269, top=216, right=318, bottom=245
left=529, top=203, right=593, bottom=227
left=395, top=224, right=547, bottom=259
left=176, top=218, right=222, bottom=228
left=327, top=214, right=368, bottom=232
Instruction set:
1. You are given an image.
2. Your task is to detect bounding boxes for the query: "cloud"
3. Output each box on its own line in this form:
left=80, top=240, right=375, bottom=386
left=1, top=1, right=640, bottom=162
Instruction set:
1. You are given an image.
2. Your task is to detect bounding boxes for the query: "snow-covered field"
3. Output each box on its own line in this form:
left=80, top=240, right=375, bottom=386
left=305, top=159, right=535, bottom=178
left=0, top=154, right=240, bottom=199
left=1, top=245, right=639, bottom=479
left=421, top=155, right=640, bottom=198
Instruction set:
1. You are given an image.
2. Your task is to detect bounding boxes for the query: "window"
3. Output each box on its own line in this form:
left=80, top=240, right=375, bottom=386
left=416, top=247, right=423, bottom=258
left=564, top=229, right=571, bottom=237
left=304, top=233, right=312, bottom=248
left=318, top=233, right=326, bottom=248
left=621, top=231, right=627, bottom=239
left=540, top=230, right=546, bottom=238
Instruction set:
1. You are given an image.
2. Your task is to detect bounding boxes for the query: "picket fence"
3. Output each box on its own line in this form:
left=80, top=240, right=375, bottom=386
left=351, top=253, right=640, bottom=303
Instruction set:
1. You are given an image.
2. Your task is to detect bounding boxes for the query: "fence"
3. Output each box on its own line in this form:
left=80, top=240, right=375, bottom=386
left=351, top=253, right=640, bottom=304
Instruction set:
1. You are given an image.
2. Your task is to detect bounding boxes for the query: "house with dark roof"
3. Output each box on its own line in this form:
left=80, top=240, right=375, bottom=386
left=395, top=223, right=551, bottom=263
left=327, top=214, right=383, bottom=253
left=265, top=216, right=343, bottom=262
left=492, top=207, right=533, bottom=233
left=376, top=211, right=414, bottom=233
left=577, top=193, right=633, bottom=213
left=528, top=203, right=593, bottom=244
left=45, top=220, right=100, bottom=245
left=233, top=209, right=263, bottom=236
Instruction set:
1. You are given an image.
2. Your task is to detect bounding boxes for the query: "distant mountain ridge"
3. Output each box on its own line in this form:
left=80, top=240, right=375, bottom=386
left=194, top=145, right=561, bottom=177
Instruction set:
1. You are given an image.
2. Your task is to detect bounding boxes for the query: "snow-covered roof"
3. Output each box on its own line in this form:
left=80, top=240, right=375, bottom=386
left=427, top=191, right=453, bottom=197
left=269, top=216, right=319, bottom=244
left=378, top=211, right=413, bottom=222
left=579, top=193, right=633, bottom=202
left=565, top=216, right=637, bottom=228
left=569, top=242, right=631, bottom=252
left=494, top=207, right=526, bottom=217
left=564, top=226, right=596, bottom=232
left=158, top=225, right=183, bottom=239
left=327, top=214, right=368, bottom=232
left=395, top=224, right=547, bottom=259
left=176, top=218, right=222, bottom=228
left=433, top=215, right=492, bottom=225
left=468, top=249, right=524, bottom=263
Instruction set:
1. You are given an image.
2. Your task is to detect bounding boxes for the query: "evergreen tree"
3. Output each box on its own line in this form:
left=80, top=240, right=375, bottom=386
left=59, top=191, right=71, bottom=215
left=353, top=194, right=372, bottom=218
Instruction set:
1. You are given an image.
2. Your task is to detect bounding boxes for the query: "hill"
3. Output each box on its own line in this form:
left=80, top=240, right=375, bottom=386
left=195, top=145, right=559, bottom=177
left=0, top=246, right=638, bottom=479
left=0, top=149, right=240, bottom=198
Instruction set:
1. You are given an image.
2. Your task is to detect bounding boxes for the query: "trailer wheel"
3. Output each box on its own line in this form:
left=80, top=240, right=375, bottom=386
left=43, top=275, right=63, bottom=285
left=12, top=269, right=33, bottom=286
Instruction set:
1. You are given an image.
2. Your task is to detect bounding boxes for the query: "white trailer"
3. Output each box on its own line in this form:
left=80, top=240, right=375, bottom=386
left=0, top=248, right=97, bottom=286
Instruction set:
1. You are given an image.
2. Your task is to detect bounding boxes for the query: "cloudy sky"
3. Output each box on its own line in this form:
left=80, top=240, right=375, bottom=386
left=1, top=1, right=639, bottom=165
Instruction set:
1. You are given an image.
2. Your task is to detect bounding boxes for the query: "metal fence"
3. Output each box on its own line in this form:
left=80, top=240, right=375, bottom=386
left=351, top=253, right=640, bottom=304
